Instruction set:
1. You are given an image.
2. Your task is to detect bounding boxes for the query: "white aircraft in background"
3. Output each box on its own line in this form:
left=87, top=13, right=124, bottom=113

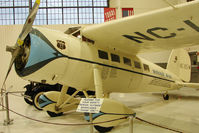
left=2, top=0, right=199, bottom=132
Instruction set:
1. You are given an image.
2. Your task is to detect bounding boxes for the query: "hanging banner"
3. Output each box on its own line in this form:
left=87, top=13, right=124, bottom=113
left=104, top=8, right=116, bottom=22
left=122, top=8, right=134, bottom=17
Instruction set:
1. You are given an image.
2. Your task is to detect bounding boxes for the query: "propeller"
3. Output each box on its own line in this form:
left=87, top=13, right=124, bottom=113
left=1, top=0, right=40, bottom=90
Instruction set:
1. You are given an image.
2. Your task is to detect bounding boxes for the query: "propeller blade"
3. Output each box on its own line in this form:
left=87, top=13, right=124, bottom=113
left=18, top=0, right=40, bottom=42
left=2, top=45, right=21, bottom=88
left=1, top=0, right=40, bottom=89
left=2, top=56, right=15, bottom=89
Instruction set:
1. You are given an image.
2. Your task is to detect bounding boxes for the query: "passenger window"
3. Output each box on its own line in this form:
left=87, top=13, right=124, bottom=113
left=143, top=64, right=150, bottom=71
left=123, top=57, right=132, bottom=66
left=134, top=61, right=141, bottom=69
left=98, top=50, right=108, bottom=60
left=111, top=53, right=120, bottom=63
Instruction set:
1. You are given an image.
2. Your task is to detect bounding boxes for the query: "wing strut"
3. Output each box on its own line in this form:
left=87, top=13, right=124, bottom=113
left=93, top=64, right=104, bottom=98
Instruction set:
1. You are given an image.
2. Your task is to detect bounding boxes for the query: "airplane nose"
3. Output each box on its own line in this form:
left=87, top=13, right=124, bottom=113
left=15, top=29, right=64, bottom=77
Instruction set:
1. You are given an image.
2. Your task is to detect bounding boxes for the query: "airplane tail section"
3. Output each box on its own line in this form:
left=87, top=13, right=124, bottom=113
left=167, top=48, right=191, bottom=82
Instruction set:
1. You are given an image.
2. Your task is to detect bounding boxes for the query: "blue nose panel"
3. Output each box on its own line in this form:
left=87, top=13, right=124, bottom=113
left=25, top=34, right=62, bottom=68
left=17, top=29, right=65, bottom=77
left=25, top=33, right=62, bottom=68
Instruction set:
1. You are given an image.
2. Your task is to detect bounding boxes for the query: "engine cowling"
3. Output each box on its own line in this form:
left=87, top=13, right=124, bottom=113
left=15, top=27, right=69, bottom=84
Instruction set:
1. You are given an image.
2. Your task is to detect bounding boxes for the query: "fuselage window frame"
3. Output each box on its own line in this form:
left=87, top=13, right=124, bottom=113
left=98, top=50, right=109, bottom=60
left=111, top=53, right=120, bottom=63
left=134, top=61, right=141, bottom=69
left=143, top=64, right=150, bottom=72
left=123, top=57, right=132, bottom=66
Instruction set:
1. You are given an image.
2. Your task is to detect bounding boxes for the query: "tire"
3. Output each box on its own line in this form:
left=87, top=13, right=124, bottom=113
left=33, top=91, right=44, bottom=110
left=163, top=94, right=169, bottom=100
left=24, top=90, right=33, bottom=105
left=94, top=125, right=114, bottom=133
left=47, top=111, right=63, bottom=117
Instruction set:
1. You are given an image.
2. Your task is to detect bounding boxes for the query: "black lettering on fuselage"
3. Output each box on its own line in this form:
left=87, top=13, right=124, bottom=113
left=123, top=32, right=154, bottom=43
left=184, top=20, right=199, bottom=32
left=147, top=27, right=176, bottom=39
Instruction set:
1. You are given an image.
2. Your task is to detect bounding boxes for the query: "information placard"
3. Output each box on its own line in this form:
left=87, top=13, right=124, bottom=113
left=76, top=98, right=104, bottom=113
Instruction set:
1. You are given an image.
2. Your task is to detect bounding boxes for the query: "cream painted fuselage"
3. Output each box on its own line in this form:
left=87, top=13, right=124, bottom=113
left=17, top=27, right=182, bottom=94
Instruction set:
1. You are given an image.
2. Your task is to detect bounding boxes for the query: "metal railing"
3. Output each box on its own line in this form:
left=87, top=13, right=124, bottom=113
left=1, top=90, right=183, bottom=133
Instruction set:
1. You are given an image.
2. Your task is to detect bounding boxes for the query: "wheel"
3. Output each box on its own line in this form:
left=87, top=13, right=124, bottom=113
left=33, top=91, right=44, bottom=110
left=94, top=125, right=114, bottom=133
left=163, top=94, right=169, bottom=100
left=24, top=90, right=33, bottom=105
left=47, top=111, right=63, bottom=117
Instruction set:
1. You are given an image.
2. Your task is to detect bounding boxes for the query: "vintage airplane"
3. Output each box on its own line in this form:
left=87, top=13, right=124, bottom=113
left=2, top=0, right=199, bottom=132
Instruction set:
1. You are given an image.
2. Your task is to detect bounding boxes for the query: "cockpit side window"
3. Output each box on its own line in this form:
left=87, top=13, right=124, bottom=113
left=111, top=53, right=120, bottom=63
left=98, top=50, right=109, bottom=60
left=123, top=57, right=132, bottom=66
left=143, top=64, right=150, bottom=71
left=134, top=61, right=141, bottom=69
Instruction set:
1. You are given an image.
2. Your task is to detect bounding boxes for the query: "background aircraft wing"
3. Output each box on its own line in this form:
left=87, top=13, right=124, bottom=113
left=179, top=82, right=199, bottom=89
left=82, top=1, right=199, bottom=54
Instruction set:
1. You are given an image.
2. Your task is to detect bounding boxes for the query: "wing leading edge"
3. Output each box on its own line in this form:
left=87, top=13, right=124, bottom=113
left=82, top=1, right=199, bottom=54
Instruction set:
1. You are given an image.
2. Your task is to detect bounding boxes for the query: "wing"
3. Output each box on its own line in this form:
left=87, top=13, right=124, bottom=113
left=82, top=1, right=199, bottom=54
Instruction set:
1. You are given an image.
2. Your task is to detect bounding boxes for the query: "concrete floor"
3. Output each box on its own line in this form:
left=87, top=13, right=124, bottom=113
left=1, top=88, right=199, bottom=133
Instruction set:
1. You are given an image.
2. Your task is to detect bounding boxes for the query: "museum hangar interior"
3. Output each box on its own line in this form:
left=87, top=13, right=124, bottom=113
left=1, top=0, right=199, bottom=133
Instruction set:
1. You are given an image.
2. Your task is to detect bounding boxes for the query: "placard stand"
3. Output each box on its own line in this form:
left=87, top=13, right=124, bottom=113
left=89, top=113, right=94, bottom=133
left=129, top=115, right=135, bottom=133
